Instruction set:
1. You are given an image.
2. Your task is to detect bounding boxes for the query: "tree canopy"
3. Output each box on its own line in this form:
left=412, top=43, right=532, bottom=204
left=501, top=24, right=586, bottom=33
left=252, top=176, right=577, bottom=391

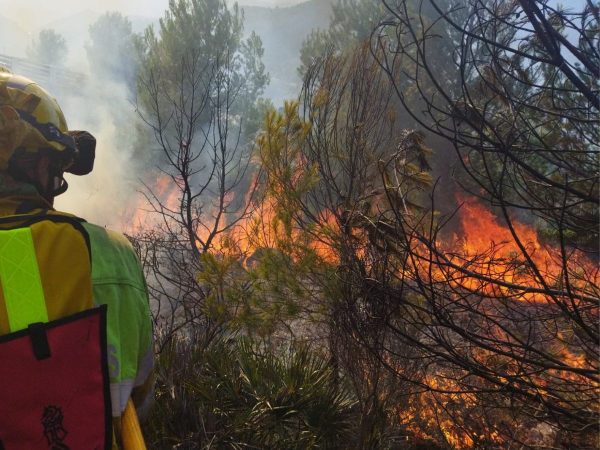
left=136, top=0, right=268, bottom=125
left=86, top=12, right=137, bottom=88
left=27, top=29, right=68, bottom=66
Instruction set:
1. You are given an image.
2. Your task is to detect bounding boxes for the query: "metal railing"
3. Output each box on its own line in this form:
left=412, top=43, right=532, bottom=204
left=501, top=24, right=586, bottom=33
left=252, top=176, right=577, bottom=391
left=0, top=54, right=85, bottom=91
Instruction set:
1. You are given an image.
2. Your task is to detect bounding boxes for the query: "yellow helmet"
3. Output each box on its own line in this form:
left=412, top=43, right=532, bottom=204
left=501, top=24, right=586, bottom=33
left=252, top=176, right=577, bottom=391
left=0, top=70, right=95, bottom=184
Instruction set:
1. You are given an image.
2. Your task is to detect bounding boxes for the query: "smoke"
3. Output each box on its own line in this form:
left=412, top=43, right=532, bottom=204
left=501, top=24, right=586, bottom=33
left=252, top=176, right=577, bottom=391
left=0, top=0, right=167, bottom=31
left=0, top=3, right=148, bottom=231
left=0, top=0, right=327, bottom=231
left=53, top=77, right=142, bottom=230
left=0, top=0, right=306, bottom=31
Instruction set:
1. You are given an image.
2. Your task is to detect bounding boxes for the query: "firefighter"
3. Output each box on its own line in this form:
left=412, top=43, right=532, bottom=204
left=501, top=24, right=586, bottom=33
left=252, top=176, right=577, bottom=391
left=0, top=70, right=153, bottom=448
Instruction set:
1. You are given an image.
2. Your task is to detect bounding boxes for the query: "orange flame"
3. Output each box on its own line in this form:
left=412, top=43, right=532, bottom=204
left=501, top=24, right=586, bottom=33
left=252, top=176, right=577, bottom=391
left=437, top=195, right=598, bottom=303
left=129, top=175, right=597, bottom=448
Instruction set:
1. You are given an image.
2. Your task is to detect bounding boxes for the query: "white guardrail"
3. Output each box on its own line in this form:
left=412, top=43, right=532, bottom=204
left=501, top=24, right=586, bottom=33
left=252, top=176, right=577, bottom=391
left=0, top=54, right=85, bottom=90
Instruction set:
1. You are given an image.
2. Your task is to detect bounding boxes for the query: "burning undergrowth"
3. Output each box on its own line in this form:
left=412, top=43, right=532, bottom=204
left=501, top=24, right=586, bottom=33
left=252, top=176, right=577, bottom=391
left=124, top=0, right=599, bottom=446
left=133, top=106, right=598, bottom=447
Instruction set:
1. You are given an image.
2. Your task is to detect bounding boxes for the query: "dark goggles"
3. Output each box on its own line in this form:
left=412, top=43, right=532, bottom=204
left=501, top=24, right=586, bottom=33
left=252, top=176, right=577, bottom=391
left=66, top=130, right=95, bottom=176
left=17, top=109, right=96, bottom=176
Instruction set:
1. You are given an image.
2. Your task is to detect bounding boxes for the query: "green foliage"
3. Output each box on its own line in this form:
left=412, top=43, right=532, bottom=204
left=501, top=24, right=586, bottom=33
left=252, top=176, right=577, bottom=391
left=450, top=2, right=599, bottom=249
left=142, top=0, right=242, bottom=67
left=299, top=0, right=388, bottom=75
left=133, top=0, right=269, bottom=171
left=196, top=252, right=244, bottom=325
left=195, top=223, right=333, bottom=340
left=257, top=102, right=315, bottom=205
left=299, top=29, right=331, bottom=77
left=136, top=0, right=268, bottom=120
left=86, top=12, right=137, bottom=88
left=145, top=335, right=358, bottom=449
left=27, top=29, right=67, bottom=66
left=241, top=96, right=274, bottom=141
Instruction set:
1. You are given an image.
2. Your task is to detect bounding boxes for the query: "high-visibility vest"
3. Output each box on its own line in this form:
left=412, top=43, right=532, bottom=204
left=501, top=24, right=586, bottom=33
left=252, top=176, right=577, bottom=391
left=0, top=213, right=112, bottom=449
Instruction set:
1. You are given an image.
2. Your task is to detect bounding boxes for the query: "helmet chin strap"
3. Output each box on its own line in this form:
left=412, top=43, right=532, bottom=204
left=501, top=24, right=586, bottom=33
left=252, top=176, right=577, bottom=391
left=49, top=174, right=68, bottom=197
left=33, top=164, right=68, bottom=204
left=8, top=154, right=69, bottom=204
left=42, top=167, right=68, bottom=203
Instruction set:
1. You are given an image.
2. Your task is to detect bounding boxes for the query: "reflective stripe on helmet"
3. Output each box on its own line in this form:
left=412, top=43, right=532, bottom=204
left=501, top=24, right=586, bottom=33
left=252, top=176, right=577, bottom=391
left=6, top=78, right=33, bottom=90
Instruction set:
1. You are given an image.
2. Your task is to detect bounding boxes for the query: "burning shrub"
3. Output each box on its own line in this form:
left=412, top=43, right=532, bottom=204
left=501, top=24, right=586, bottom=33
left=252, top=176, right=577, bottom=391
left=369, top=0, right=599, bottom=446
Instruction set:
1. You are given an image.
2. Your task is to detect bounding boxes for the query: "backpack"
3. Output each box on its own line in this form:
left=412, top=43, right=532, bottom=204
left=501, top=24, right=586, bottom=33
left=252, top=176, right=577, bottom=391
left=0, top=213, right=112, bottom=449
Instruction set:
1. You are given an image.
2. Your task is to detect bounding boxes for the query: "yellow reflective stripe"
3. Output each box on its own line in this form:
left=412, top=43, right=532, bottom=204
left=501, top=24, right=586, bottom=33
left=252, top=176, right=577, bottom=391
left=0, top=228, right=48, bottom=331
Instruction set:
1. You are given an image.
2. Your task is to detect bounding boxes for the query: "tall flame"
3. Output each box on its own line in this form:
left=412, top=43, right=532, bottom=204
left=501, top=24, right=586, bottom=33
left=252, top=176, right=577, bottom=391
left=438, top=195, right=598, bottom=303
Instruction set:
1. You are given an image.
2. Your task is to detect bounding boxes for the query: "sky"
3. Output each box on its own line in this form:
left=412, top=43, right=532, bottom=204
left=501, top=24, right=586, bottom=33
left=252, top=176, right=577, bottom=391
left=0, top=0, right=306, bottom=30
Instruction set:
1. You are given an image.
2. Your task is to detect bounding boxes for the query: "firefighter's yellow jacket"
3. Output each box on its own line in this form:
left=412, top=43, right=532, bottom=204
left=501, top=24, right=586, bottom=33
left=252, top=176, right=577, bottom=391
left=0, top=173, right=153, bottom=447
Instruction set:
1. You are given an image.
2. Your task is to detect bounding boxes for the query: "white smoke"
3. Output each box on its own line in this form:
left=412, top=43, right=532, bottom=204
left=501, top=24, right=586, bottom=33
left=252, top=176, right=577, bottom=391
left=0, top=0, right=319, bottom=231
left=0, top=0, right=305, bottom=31
left=53, top=77, right=143, bottom=230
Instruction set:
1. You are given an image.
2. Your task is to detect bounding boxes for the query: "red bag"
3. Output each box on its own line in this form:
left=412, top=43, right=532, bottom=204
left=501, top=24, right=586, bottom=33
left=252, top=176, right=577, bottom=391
left=0, top=306, right=112, bottom=449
